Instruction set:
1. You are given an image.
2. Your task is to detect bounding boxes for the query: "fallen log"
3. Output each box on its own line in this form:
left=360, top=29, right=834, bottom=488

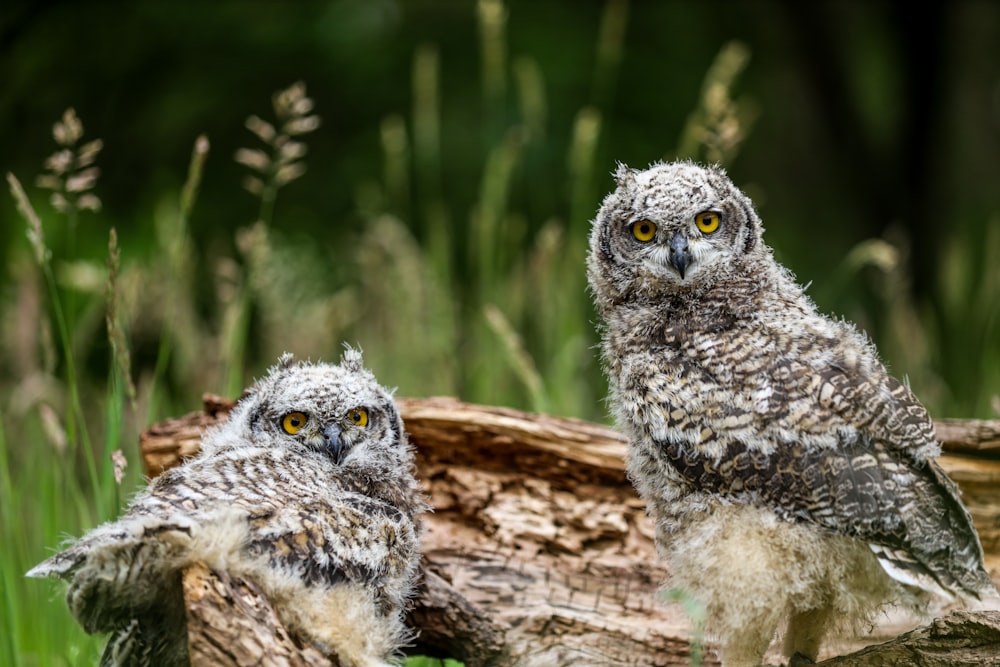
left=816, top=610, right=1000, bottom=667
left=139, top=396, right=1000, bottom=666
left=182, top=562, right=338, bottom=667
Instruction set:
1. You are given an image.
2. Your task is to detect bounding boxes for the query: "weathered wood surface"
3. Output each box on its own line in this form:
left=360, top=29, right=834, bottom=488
left=182, top=562, right=338, bottom=667
left=817, top=610, right=1000, bottom=667
left=142, top=395, right=1000, bottom=666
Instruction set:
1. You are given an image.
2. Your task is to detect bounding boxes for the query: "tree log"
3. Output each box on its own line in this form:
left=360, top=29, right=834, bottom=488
left=140, top=396, right=1000, bottom=666
left=182, top=562, right=338, bottom=667
left=816, top=610, right=1000, bottom=667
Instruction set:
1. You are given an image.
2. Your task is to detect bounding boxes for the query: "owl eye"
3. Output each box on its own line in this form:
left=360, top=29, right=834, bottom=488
left=695, top=210, right=722, bottom=234
left=348, top=408, right=369, bottom=428
left=630, top=219, right=657, bottom=242
left=281, top=412, right=308, bottom=435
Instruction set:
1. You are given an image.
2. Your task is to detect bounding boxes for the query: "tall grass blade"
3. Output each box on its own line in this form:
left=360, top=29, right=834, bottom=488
left=592, top=0, right=629, bottom=109
left=662, top=587, right=706, bottom=666
left=477, top=0, right=509, bottom=142
left=513, top=56, right=547, bottom=142
left=7, top=173, right=96, bottom=496
left=674, top=40, right=753, bottom=166
left=567, top=106, right=602, bottom=233
left=151, top=134, right=211, bottom=418
left=381, top=115, right=411, bottom=218
left=484, top=304, right=548, bottom=412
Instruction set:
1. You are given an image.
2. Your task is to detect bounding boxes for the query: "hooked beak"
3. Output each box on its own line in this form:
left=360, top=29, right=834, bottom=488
left=668, top=232, right=691, bottom=279
left=323, top=423, right=346, bottom=463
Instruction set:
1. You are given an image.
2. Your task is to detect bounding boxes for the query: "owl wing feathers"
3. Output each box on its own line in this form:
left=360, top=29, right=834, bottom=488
left=28, top=454, right=411, bottom=630
left=814, top=356, right=941, bottom=461
left=27, top=510, right=199, bottom=636
left=26, top=473, right=198, bottom=582
left=27, top=519, right=192, bottom=581
left=25, top=462, right=249, bottom=634
left=245, top=495, right=414, bottom=592
left=27, top=545, right=87, bottom=580
left=649, top=319, right=995, bottom=600
left=657, top=430, right=993, bottom=599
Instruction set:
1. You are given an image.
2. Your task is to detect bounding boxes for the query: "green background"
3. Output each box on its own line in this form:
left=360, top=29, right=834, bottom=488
left=1, top=1, right=999, bottom=664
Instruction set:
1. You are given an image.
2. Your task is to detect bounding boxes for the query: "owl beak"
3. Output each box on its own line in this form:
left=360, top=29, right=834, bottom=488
left=668, top=232, right=691, bottom=279
left=323, top=423, right=346, bottom=463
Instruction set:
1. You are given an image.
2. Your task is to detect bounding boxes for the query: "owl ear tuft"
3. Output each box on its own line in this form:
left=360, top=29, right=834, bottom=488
left=340, top=344, right=365, bottom=373
left=614, top=162, right=637, bottom=187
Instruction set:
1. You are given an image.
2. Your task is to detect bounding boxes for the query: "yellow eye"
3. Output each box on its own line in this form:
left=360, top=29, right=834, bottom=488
left=630, top=219, right=657, bottom=242
left=695, top=210, right=721, bottom=234
left=282, top=412, right=308, bottom=435
left=349, top=408, right=369, bottom=428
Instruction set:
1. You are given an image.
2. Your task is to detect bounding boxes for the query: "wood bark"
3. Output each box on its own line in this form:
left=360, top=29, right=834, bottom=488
left=182, top=562, right=338, bottom=667
left=816, top=610, right=1000, bottom=667
left=140, top=395, right=1000, bottom=666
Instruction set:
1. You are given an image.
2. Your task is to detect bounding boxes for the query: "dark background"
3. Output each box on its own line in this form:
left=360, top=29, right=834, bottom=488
left=2, top=0, right=999, bottom=417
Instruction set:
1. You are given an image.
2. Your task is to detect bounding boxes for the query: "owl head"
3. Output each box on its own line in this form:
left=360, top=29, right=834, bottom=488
left=211, top=348, right=410, bottom=471
left=587, top=160, right=767, bottom=312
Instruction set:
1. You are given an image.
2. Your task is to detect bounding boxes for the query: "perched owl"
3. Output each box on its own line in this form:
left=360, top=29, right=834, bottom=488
left=28, top=349, right=426, bottom=667
left=587, top=161, right=997, bottom=667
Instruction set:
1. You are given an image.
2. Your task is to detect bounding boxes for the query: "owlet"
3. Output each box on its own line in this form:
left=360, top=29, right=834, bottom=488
left=29, top=349, right=427, bottom=667
left=587, top=161, right=997, bottom=667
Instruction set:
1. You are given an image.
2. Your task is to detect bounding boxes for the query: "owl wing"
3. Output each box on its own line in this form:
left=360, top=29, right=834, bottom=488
left=811, top=355, right=941, bottom=461
left=659, top=428, right=994, bottom=600
left=26, top=510, right=197, bottom=639
left=243, top=493, right=415, bottom=608
left=26, top=463, right=235, bottom=638
left=647, top=323, right=995, bottom=600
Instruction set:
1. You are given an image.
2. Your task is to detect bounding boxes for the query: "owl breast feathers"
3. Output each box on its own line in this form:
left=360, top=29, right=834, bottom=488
left=28, top=349, right=427, bottom=667
left=587, top=161, right=997, bottom=667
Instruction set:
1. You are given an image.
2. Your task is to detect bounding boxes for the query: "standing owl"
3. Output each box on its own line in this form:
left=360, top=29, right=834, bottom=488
left=28, top=349, right=426, bottom=667
left=587, top=161, right=997, bottom=667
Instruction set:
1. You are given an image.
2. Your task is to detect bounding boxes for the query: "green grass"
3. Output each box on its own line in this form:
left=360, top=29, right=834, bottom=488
left=2, top=1, right=998, bottom=665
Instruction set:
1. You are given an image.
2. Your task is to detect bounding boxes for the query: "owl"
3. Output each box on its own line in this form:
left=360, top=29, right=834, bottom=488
left=586, top=161, right=997, bottom=667
left=28, top=349, right=426, bottom=667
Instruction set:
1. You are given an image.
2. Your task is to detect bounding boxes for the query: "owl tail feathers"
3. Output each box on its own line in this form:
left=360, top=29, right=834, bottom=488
left=870, top=544, right=999, bottom=607
left=959, top=570, right=1000, bottom=609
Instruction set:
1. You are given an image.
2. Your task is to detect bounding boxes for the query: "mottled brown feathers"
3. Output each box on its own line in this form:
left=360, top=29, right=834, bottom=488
left=28, top=350, right=426, bottom=667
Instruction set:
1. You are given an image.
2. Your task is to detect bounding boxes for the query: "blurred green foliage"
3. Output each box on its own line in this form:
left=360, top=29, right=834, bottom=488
left=1, top=1, right=999, bottom=664
left=0, top=0, right=995, bottom=417
left=1, top=0, right=997, bottom=413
